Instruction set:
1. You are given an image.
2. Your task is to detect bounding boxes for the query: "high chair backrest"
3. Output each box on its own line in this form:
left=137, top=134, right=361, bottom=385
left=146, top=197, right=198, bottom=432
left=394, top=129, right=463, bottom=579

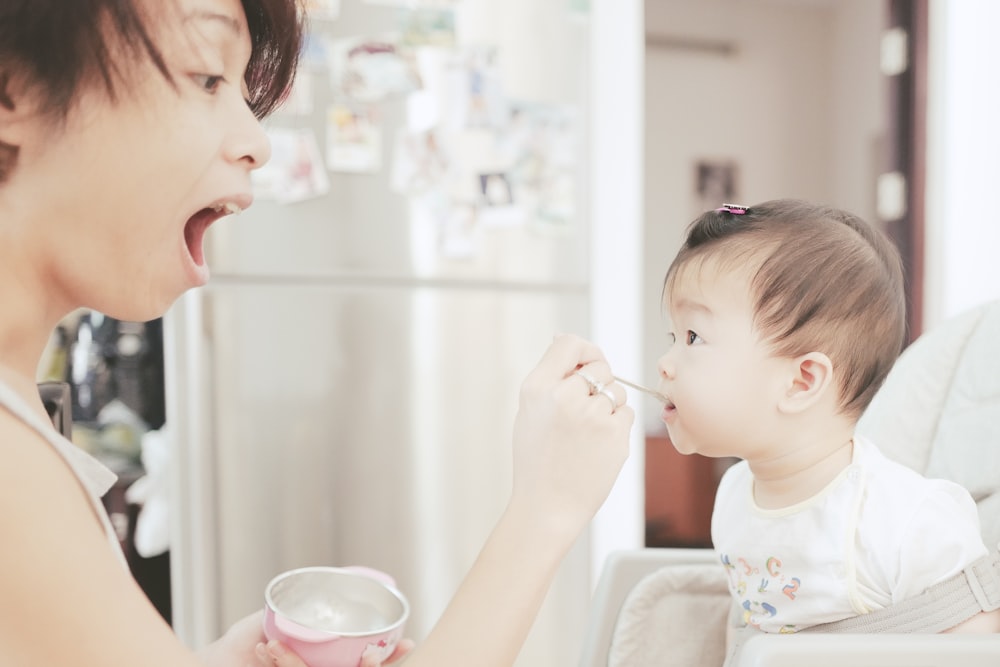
left=857, top=298, right=1000, bottom=549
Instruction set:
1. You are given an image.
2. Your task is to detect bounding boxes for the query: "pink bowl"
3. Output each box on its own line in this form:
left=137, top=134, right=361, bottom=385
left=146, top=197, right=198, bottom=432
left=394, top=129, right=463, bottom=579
left=263, top=566, right=409, bottom=667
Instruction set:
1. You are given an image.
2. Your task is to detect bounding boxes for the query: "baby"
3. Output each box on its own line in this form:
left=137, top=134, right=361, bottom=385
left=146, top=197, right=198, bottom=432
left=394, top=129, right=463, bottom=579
left=654, top=200, right=998, bottom=656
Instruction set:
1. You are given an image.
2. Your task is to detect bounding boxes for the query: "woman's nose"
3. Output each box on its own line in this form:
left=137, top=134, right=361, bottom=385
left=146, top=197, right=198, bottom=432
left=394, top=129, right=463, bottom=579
left=225, top=100, right=272, bottom=169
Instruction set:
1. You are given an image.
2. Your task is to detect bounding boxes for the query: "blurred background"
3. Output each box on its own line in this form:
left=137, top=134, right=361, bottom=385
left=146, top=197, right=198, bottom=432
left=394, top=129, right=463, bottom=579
left=36, top=1, right=1000, bottom=665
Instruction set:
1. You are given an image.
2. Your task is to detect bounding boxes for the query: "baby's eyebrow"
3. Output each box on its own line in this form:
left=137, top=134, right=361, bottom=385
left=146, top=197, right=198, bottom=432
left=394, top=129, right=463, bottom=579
left=672, top=297, right=713, bottom=317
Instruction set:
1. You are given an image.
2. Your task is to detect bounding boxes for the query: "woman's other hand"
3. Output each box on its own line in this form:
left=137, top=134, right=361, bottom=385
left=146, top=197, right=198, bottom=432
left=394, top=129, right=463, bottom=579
left=254, top=635, right=414, bottom=667
left=197, top=610, right=306, bottom=667
left=201, top=610, right=415, bottom=667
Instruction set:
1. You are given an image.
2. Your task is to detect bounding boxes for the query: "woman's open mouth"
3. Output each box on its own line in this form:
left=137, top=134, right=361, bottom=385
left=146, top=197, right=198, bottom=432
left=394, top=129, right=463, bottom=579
left=184, top=202, right=243, bottom=268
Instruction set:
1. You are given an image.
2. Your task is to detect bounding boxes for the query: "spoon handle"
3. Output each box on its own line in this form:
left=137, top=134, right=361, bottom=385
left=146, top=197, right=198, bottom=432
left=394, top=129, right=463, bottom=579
left=613, top=376, right=668, bottom=403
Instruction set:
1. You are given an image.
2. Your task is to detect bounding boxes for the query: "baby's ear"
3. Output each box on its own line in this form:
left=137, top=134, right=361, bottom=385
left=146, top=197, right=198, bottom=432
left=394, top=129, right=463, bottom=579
left=777, top=352, right=834, bottom=414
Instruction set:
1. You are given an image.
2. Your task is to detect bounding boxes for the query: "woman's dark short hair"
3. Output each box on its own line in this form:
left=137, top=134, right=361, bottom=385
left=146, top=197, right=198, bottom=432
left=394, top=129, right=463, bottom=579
left=664, top=199, right=908, bottom=419
left=0, top=0, right=303, bottom=181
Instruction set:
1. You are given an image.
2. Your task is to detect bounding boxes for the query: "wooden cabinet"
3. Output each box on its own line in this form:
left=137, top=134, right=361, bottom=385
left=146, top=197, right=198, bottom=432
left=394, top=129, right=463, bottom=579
left=645, top=435, right=733, bottom=548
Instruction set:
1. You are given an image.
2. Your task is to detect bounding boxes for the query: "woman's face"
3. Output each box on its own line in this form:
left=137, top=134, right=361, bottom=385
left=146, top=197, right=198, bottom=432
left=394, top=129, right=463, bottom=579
left=16, top=0, right=270, bottom=321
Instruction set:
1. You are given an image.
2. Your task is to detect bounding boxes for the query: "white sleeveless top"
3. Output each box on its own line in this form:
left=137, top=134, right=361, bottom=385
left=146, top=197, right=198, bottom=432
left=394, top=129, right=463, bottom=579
left=0, top=378, right=126, bottom=565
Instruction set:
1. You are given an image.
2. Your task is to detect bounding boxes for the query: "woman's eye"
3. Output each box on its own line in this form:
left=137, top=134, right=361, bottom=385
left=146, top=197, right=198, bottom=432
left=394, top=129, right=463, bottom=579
left=193, top=74, right=225, bottom=93
left=686, top=330, right=701, bottom=345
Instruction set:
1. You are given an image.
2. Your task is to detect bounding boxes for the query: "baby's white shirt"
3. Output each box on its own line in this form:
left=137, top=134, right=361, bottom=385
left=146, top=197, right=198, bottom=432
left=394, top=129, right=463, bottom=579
left=711, top=436, right=987, bottom=633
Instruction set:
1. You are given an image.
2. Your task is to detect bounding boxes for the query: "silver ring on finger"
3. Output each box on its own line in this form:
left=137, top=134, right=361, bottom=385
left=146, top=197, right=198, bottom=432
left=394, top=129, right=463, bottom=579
left=574, top=369, right=601, bottom=396
left=598, top=387, right=617, bottom=413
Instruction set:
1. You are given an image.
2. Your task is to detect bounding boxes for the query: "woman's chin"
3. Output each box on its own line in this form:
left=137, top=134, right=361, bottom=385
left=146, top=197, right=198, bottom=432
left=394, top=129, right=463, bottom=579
left=186, top=258, right=211, bottom=287
left=98, top=297, right=176, bottom=324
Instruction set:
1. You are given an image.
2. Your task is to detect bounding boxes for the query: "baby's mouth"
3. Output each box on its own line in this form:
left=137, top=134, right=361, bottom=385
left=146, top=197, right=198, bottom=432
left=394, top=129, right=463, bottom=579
left=184, top=202, right=243, bottom=266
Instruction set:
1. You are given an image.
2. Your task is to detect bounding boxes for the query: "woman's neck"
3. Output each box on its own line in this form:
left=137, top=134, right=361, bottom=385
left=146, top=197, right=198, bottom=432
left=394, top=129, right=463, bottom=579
left=0, top=182, right=79, bottom=394
left=0, top=274, right=68, bottom=401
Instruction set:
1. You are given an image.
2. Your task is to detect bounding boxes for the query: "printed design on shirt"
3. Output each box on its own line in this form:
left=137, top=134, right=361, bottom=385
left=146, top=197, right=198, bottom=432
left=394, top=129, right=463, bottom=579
left=741, top=599, right=777, bottom=627
left=720, top=552, right=801, bottom=632
left=782, top=577, right=801, bottom=600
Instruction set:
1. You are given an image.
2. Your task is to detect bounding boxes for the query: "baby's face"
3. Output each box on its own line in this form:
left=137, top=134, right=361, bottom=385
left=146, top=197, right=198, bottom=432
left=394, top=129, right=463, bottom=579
left=656, top=260, right=789, bottom=459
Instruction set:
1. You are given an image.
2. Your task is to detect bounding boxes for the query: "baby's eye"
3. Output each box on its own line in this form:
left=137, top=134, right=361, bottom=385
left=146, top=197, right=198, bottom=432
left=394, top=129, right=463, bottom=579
left=686, top=330, right=702, bottom=345
left=666, top=331, right=677, bottom=346
left=192, top=74, right=225, bottom=93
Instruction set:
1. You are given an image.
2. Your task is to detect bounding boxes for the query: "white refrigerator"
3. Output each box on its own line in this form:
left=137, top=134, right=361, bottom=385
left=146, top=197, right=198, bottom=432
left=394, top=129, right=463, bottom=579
left=163, top=1, right=644, bottom=665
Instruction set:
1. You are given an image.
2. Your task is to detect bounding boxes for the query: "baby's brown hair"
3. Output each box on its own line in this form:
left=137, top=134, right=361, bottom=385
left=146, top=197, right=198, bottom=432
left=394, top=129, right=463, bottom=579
left=664, top=199, right=907, bottom=419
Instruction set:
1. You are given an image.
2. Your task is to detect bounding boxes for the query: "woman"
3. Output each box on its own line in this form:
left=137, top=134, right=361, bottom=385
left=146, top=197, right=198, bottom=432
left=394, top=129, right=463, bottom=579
left=0, top=1, right=634, bottom=665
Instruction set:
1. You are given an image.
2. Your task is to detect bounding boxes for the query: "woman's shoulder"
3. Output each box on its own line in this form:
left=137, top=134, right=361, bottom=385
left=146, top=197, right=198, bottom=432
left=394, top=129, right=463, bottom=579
left=0, top=391, right=94, bottom=505
left=0, top=377, right=121, bottom=555
left=0, top=403, right=192, bottom=666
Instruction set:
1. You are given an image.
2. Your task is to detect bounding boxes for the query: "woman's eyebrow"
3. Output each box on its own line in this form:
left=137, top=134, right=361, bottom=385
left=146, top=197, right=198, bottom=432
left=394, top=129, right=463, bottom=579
left=183, top=10, right=241, bottom=36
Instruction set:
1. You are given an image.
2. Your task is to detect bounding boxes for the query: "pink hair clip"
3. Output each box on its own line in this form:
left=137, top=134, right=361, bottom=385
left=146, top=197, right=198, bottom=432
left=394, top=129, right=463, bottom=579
left=715, top=204, right=748, bottom=215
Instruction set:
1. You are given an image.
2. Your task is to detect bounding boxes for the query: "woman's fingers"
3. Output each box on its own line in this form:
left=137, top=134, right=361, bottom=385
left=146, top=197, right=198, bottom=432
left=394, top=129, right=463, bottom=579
left=570, top=360, right=628, bottom=412
left=254, top=638, right=411, bottom=667
left=253, top=640, right=310, bottom=667
left=511, top=335, right=634, bottom=530
left=386, top=639, right=416, bottom=664
left=530, top=334, right=605, bottom=381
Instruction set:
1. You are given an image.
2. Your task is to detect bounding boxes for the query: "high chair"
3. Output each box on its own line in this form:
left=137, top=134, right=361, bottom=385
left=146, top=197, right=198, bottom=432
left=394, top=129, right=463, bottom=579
left=580, top=298, right=1000, bottom=666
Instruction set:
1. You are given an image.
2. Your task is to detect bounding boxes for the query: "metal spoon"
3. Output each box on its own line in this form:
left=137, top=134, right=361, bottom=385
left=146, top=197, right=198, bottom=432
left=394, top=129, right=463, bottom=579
left=613, top=375, right=668, bottom=404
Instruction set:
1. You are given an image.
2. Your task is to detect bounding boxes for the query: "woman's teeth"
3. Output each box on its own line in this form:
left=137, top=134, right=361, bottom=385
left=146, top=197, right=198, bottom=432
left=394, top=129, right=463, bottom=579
left=215, top=202, right=243, bottom=216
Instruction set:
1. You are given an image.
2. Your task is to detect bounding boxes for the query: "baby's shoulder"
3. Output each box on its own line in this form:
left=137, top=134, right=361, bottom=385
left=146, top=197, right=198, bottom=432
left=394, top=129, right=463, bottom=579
left=857, top=439, right=984, bottom=553
left=855, top=441, right=987, bottom=597
left=715, top=458, right=751, bottom=494
left=857, top=439, right=976, bottom=514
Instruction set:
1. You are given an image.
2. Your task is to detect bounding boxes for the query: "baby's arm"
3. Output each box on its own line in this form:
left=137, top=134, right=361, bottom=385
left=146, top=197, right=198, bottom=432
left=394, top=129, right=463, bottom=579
left=944, top=608, right=1000, bottom=634
left=895, top=481, right=995, bottom=633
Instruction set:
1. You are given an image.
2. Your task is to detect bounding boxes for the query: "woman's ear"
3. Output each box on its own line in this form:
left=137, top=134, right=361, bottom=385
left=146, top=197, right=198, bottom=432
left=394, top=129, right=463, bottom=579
left=777, top=352, right=834, bottom=414
left=0, top=70, right=34, bottom=132
left=0, top=71, right=33, bottom=182
left=0, top=72, right=15, bottom=111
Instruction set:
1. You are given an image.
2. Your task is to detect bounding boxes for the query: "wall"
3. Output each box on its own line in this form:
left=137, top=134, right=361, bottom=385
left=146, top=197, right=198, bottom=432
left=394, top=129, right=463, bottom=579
left=925, top=0, right=1000, bottom=329
left=465, top=0, right=649, bottom=594
left=829, top=1, right=889, bottom=218
left=642, top=0, right=884, bottom=434
left=589, top=0, right=646, bottom=581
